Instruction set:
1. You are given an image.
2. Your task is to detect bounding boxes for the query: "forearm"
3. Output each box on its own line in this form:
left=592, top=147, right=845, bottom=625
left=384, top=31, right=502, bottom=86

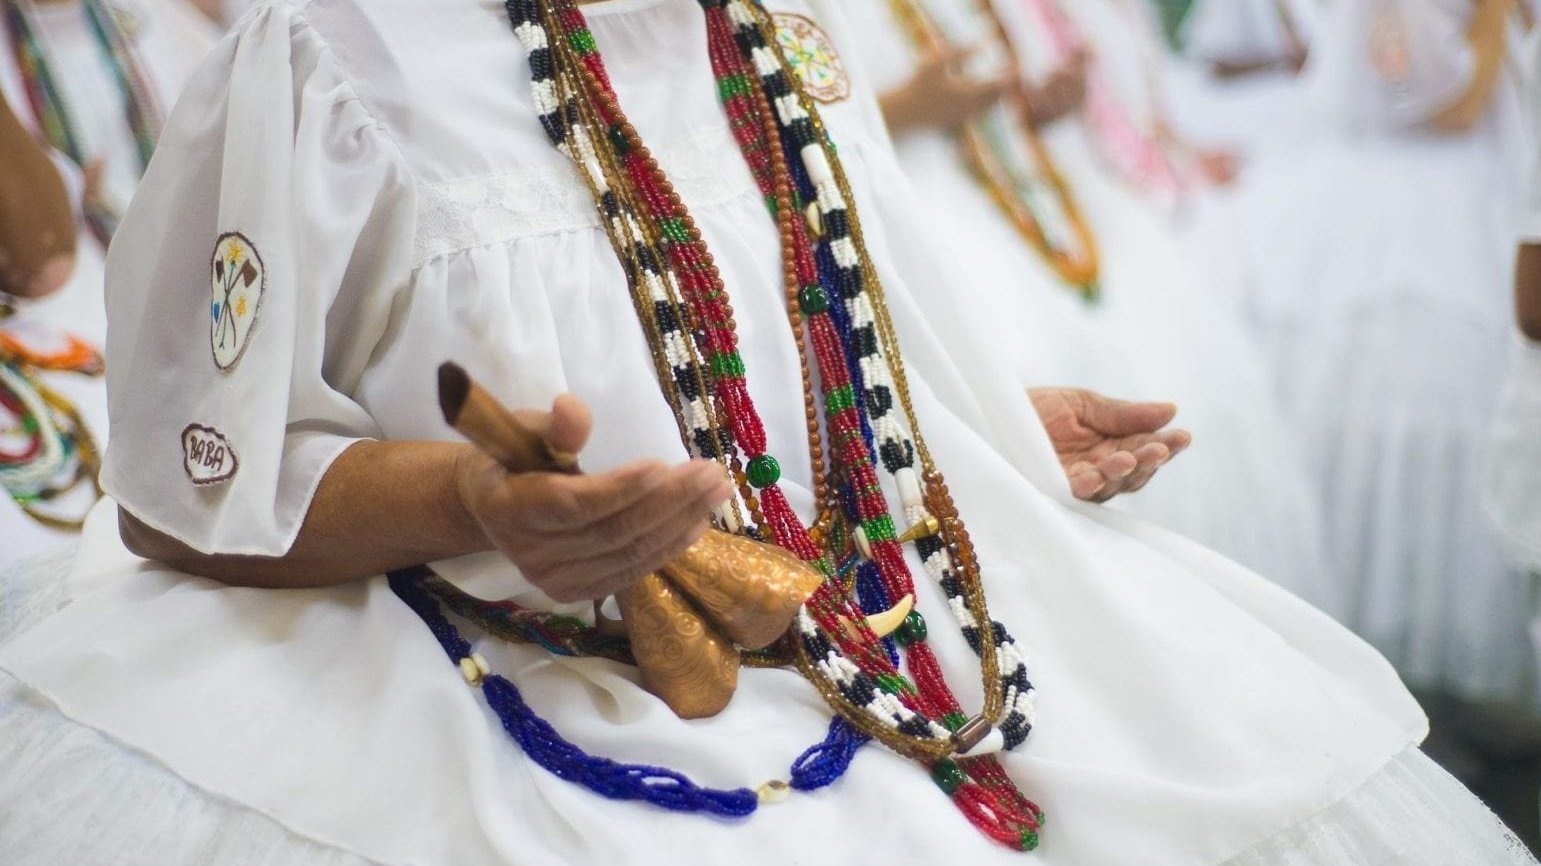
left=0, top=97, right=76, bottom=298
left=119, top=440, right=493, bottom=588
left=1516, top=243, right=1541, bottom=342
left=1429, top=0, right=1511, bottom=133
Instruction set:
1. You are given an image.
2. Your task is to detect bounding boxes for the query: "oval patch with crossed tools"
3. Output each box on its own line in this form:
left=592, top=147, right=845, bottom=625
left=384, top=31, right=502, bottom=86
left=210, top=232, right=265, bottom=372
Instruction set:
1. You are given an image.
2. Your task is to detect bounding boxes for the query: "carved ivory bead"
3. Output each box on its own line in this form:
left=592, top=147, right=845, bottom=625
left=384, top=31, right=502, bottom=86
left=894, top=467, right=924, bottom=510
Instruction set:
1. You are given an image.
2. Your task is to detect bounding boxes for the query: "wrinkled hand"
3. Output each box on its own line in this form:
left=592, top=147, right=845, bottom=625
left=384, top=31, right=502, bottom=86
left=1029, top=387, right=1191, bottom=503
left=881, top=44, right=1015, bottom=135
left=455, top=394, right=733, bottom=603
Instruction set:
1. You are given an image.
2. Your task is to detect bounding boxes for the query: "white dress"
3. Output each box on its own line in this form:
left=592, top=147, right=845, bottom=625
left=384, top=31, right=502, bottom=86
left=1169, top=0, right=1320, bottom=154
left=1243, top=0, right=1535, bottom=703
left=847, top=0, right=1339, bottom=611
left=0, top=0, right=1530, bottom=863
left=0, top=0, right=217, bottom=562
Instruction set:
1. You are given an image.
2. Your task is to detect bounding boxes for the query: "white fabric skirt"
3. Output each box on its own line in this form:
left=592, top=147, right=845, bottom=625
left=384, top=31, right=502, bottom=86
left=0, top=549, right=1532, bottom=866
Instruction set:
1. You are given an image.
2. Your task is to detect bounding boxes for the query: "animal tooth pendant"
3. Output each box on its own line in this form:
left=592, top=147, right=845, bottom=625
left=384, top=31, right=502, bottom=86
left=616, top=573, right=740, bottom=720
left=840, top=594, right=915, bottom=642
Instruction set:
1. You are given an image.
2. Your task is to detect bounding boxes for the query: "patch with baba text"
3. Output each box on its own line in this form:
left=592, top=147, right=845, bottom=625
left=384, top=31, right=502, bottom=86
left=182, top=424, right=238, bottom=486
left=773, top=13, right=850, bottom=105
left=211, top=232, right=265, bottom=372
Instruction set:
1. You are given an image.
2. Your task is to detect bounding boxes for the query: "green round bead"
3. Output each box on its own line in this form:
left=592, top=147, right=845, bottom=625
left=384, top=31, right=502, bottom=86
left=798, top=285, right=830, bottom=315
left=746, top=454, right=781, bottom=488
left=894, top=610, right=928, bottom=645
left=931, top=759, right=967, bottom=795
left=1017, top=829, right=1040, bottom=851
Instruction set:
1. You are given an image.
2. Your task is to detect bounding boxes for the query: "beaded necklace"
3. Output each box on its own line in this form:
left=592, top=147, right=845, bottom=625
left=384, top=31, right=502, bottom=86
left=3, top=0, right=161, bottom=244
left=886, top=0, right=1101, bottom=302
left=0, top=343, right=102, bottom=530
left=396, top=0, right=1045, bottom=851
left=1024, top=0, right=1193, bottom=205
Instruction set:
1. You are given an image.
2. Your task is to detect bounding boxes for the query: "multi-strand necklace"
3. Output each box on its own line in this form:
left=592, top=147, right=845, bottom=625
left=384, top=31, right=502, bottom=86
left=0, top=302, right=102, bottom=530
left=4, top=0, right=160, bottom=244
left=887, top=0, right=1100, bottom=301
left=394, top=0, right=1049, bottom=851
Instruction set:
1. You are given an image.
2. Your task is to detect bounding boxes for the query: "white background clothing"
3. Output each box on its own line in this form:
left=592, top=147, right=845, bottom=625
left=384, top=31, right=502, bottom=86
left=852, top=0, right=1340, bottom=611
left=1241, top=0, right=1535, bottom=702
left=1486, top=337, right=1541, bottom=573
left=1482, top=26, right=1541, bottom=576
left=1168, top=0, right=1320, bottom=153
left=0, top=0, right=1502, bottom=863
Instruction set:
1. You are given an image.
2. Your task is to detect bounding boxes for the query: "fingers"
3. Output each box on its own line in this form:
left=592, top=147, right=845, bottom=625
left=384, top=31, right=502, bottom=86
left=546, top=394, right=593, bottom=456
left=480, top=459, right=731, bottom=603
left=545, top=515, right=713, bottom=603
left=1079, top=390, right=1179, bottom=437
left=1066, top=432, right=1189, bottom=502
left=511, top=393, right=594, bottom=458
left=541, top=461, right=730, bottom=560
left=523, top=459, right=725, bottom=532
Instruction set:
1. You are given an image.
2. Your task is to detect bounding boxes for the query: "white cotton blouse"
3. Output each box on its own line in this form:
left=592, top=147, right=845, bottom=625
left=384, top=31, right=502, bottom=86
left=3, top=1, right=1430, bottom=864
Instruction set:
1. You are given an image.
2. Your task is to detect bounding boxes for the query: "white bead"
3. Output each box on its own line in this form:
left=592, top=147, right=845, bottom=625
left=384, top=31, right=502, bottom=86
left=459, top=657, right=483, bottom=687
left=957, top=728, right=1006, bottom=758
left=472, top=653, right=490, bottom=677
left=801, top=144, right=834, bottom=185
left=895, top=468, right=923, bottom=509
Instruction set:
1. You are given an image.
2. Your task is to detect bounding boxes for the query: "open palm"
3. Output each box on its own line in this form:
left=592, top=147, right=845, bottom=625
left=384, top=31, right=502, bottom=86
left=1029, top=388, right=1192, bottom=503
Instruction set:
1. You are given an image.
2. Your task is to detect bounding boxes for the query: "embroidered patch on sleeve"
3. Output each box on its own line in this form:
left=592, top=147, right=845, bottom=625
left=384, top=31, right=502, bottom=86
left=773, top=13, right=851, bottom=105
left=211, top=232, right=265, bottom=372
left=181, top=424, right=239, bottom=486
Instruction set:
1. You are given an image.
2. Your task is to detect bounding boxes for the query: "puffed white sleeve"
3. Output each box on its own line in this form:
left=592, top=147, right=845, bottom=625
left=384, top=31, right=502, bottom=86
left=100, top=4, right=415, bottom=556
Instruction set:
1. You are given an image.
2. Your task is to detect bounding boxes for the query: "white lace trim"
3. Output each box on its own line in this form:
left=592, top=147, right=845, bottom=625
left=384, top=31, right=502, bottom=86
left=412, top=125, right=759, bottom=269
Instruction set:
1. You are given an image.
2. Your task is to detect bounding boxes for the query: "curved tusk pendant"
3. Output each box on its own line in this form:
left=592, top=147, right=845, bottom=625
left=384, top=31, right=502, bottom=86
left=840, top=593, right=916, bottom=641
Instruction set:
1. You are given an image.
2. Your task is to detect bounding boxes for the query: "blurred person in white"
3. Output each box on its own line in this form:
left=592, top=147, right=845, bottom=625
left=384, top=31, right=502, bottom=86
left=844, top=0, right=1339, bottom=612
left=0, top=0, right=217, bottom=562
left=1242, top=0, right=1535, bottom=708
left=0, top=1, right=1533, bottom=863
left=1484, top=19, right=1541, bottom=643
left=1172, top=0, right=1322, bottom=153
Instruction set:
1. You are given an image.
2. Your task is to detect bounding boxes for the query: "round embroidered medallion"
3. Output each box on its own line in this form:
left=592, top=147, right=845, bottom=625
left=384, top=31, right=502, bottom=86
left=1369, top=13, right=1411, bottom=84
left=773, top=13, right=850, bottom=105
left=210, top=232, right=265, bottom=372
